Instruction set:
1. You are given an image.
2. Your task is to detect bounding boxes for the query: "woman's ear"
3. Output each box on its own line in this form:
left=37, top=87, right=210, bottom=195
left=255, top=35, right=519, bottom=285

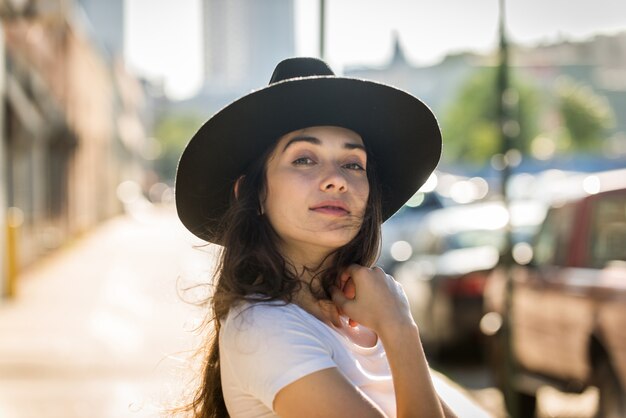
left=233, top=175, right=245, bottom=200
left=258, top=181, right=267, bottom=215
left=235, top=174, right=266, bottom=215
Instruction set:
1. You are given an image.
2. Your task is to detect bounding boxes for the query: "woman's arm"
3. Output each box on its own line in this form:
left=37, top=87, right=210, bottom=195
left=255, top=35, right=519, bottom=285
left=274, top=366, right=458, bottom=418
left=331, top=265, right=458, bottom=418
left=380, top=321, right=457, bottom=418
left=274, top=367, right=387, bottom=417
left=274, top=265, right=458, bottom=418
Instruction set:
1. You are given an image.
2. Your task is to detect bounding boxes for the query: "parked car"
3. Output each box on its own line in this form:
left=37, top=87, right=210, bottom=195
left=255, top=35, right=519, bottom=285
left=394, top=200, right=545, bottom=355
left=483, top=186, right=626, bottom=417
left=379, top=190, right=444, bottom=272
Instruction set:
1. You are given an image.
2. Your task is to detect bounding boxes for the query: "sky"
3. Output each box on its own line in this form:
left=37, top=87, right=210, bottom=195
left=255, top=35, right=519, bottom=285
left=124, top=0, right=626, bottom=100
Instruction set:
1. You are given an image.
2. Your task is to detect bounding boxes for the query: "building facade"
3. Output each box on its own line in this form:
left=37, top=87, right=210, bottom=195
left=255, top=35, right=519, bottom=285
left=0, top=0, right=150, bottom=295
left=175, top=0, right=295, bottom=117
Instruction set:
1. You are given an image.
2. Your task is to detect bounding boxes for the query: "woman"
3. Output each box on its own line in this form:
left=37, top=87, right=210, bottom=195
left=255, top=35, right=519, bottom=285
left=175, top=57, right=456, bottom=418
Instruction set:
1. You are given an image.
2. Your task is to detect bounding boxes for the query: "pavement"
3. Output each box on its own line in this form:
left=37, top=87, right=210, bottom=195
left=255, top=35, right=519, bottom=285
left=0, top=204, right=492, bottom=418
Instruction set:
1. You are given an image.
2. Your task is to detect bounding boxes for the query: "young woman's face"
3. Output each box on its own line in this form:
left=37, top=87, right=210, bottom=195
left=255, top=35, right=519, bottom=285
left=263, top=126, right=370, bottom=260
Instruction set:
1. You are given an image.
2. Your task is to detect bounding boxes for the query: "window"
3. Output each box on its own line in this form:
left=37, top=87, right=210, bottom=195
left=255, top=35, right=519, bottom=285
left=533, top=204, right=574, bottom=267
left=589, top=193, right=626, bottom=268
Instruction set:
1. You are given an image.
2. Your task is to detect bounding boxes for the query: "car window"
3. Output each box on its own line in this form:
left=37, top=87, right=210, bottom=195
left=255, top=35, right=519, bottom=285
left=444, top=230, right=505, bottom=251
left=589, top=193, right=626, bottom=268
left=533, top=205, right=574, bottom=267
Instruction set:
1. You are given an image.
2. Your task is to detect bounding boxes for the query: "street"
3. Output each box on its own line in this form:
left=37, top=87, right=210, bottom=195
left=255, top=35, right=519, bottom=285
left=434, top=354, right=599, bottom=418
left=0, top=205, right=214, bottom=417
left=0, top=204, right=597, bottom=418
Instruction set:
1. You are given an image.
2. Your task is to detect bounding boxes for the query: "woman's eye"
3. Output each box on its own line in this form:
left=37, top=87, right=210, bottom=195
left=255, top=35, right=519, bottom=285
left=293, top=157, right=315, bottom=165
left=344, top=162, right=365, bottom=171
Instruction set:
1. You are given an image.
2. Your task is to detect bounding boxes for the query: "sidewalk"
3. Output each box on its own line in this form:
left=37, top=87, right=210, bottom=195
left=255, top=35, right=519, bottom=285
left=0, top=205, right=216, bottom=418
left=0, top=205, right=491, bottom=418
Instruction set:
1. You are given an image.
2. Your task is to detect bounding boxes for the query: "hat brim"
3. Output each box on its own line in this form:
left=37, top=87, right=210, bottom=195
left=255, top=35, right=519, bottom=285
left=175, top=76, right=441, bottom=243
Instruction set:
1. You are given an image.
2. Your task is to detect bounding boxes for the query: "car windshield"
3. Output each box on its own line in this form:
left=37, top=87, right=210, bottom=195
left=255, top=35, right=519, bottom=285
left=444, top=230, right=505, bottom=251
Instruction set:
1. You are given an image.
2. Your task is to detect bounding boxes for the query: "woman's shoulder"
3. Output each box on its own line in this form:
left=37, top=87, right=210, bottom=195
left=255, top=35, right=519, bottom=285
left=222, top=299, right=310, bottom=333
left=220, top=299, right=334, bottom=353
left=228, top=298, right=296, bottom=318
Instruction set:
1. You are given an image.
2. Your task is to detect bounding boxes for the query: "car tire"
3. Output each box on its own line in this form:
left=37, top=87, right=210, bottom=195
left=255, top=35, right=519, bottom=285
left=503, top=389, right=536, bottom=418
left=516, top=391, right=537, bottom=418
left=485, top=332, right=536, bottom=417
left=595, top=357, right=626, bottom=418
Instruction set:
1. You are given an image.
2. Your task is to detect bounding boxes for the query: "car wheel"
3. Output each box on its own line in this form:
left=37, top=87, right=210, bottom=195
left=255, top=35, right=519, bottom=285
left=485, top=332, right=537, bottom=417
left=517, top=391, right=537, bottom=418
left=595, top=358, right=626, bottom=418
left=504, top=389, right=536, bottom=418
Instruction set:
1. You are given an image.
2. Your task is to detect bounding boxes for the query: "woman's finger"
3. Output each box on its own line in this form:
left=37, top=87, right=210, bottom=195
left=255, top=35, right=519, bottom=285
left=342, top=277, right=356, bottom=299
left=331, top=286, right=359, bottom=327
left=318, top=299, right=342, bottom=328
left=330, top=286, right=349, bottom=308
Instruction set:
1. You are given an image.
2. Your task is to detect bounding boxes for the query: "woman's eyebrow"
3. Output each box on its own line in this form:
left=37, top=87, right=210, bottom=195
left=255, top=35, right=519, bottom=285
left=282, top=135, right=366, bottom=153
left=344, top=142, right=366, bottom=152
left=282, top=135, right=320, bottom=152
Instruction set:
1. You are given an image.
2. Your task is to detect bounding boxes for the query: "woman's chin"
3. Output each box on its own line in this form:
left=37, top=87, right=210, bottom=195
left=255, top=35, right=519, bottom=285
left=316, top=233, right=358, bottom=252
left=280, top=230, right=360, bottom=262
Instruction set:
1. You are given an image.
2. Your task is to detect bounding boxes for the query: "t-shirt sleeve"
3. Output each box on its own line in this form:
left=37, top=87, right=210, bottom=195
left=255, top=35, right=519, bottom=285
left=220, top=303, right=336, bottom=410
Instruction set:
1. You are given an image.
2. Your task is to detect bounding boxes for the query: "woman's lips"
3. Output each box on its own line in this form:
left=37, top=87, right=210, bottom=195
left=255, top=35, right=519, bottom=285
left=310, top=201, right=350, bottom=216
left=310, top=206, right=349, bottom=216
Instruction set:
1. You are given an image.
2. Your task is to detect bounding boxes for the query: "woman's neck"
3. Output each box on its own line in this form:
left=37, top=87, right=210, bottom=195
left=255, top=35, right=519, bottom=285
left=277, top=237, right=337, bottom=271
left=290, top=273, right=379, bottom=349
left=281, top=251, right=335, bottom=322
left=291, top=282, right=339, bottom=327
left=276, top=242, right=344, bottom=326
left=280, top=248, right=334, bottom=280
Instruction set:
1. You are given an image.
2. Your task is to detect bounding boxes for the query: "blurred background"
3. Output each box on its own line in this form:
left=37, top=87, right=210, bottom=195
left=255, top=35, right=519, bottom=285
left=0, top=0, right=625, bottom=417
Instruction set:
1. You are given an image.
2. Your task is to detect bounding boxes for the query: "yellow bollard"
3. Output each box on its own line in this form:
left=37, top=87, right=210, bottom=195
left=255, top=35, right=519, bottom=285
left=5, top=207, right=23, bottom=298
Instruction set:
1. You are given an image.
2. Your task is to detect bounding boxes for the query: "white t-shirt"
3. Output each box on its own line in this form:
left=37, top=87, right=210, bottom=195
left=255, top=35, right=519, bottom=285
left=219, top=300, right=396, bottom=418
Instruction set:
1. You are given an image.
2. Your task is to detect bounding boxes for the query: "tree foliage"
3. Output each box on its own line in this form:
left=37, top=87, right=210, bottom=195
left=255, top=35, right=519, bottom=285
left=442, top=68, right=617, bottom=165
left=556, top=76, right=615, bottom=150
left=153, top=112, right=204, bottom=181
left=441, top=68, right=539, bottom=165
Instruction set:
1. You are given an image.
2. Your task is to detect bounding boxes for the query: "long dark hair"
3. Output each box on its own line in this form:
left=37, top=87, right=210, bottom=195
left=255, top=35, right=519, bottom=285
left=180, top=134, right=383, bottom=418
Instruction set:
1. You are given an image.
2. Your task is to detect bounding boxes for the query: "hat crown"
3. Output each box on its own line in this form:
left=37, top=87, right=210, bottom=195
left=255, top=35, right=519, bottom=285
left=269, top=57, right=335, bottom=84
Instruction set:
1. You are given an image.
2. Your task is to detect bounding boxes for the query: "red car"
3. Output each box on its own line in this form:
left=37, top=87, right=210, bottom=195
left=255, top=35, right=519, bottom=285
left=395, top=200, right=544, bottom=356
left=483, top=184, right=626, bottom=417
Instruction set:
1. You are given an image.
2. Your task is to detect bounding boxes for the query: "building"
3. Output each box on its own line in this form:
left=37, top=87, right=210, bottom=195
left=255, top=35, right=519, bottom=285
left=0, top=0, right=150, bottom=296
left=513, top=32, right=626, bottom=136
left=346, top=34, right=483, bottom=115
left=76, top=0, right=124, bottom=59
left=175, top=0, right=296, bottom=116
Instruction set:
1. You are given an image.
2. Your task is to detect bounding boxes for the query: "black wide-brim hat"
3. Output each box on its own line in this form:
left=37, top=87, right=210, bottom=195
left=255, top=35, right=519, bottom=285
left=175, top=57, right=441, bottom=243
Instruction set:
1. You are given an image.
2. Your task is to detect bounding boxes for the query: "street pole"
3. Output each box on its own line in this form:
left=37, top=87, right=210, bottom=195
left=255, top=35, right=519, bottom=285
left=497, top=0, right=521, bottom=417
left=0, top=21, right=7, bottom=298
left=319, top=0, right=325, bottom=59
left=497, top=0, right=512, bottom=205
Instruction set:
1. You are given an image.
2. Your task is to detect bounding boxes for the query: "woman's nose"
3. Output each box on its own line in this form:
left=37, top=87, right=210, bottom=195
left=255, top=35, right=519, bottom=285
left=320, top=165, right=347, bottom=192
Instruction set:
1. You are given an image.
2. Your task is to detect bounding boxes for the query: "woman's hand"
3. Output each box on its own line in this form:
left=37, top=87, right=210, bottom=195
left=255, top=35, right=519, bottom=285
left=332, top=265, right=453, bottom=418
left=330, top=264, right=415, bottom=334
